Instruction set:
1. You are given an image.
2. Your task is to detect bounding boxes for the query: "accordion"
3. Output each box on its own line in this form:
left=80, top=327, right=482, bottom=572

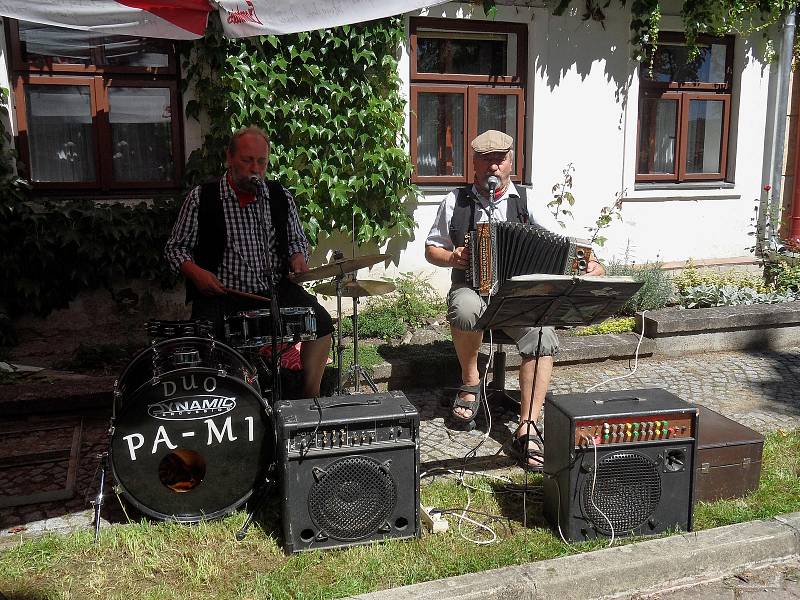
left=465, top=221, right=593, bottom=296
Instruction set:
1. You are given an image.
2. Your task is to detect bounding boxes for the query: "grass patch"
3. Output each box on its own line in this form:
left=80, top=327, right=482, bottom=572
left=3, top=430, right=799, bottom=599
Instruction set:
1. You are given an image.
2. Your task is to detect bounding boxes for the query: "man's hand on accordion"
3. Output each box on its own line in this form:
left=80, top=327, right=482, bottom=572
left=586, top=259, right=605, bottom=276
left=449, top=246, right=470, bottom=270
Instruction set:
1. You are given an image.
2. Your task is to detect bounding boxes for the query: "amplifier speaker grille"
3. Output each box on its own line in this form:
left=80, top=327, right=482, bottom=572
left=581, top=450, right=662, bottom=534
left=308, top=456, right=398, bottom=541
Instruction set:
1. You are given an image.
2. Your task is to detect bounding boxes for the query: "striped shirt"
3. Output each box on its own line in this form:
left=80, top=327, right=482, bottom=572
left=164, top=174, right=308, bottom=292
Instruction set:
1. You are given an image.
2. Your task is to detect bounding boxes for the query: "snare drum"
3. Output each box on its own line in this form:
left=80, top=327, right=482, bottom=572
left=224, top=307, right=317, bottom=349
left=146, top=319, right=214, bottom=341
left=110, top=337, right=274, bottom=522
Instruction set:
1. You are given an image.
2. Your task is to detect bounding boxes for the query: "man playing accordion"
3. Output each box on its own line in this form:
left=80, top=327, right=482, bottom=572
left=425, top=130, right=604, bottom=471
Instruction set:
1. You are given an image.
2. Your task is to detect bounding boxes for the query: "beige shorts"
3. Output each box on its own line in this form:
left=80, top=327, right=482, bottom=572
left=446, top=285, right=559, bottom=357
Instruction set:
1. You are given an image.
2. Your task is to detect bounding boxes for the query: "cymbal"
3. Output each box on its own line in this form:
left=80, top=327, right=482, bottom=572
left=292, top=254, right=391, bottom=283
left=314, top=279, right=396, bottom=297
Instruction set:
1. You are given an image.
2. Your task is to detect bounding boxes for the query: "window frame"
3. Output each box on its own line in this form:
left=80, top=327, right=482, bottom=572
left=7, top=19, right=178, bottom=75
left=636, top=32, right=735, bottom=184
left=409, top=17, right=527, bottom=186
left=7, top=19, right=183, bottom=193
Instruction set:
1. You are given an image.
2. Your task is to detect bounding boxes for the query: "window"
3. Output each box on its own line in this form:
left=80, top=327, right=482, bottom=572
left=8, top=20, right=182, bottom=191
left=636, top=32, right=734, bottom=183
left=409, top=18, right=527, bottom=185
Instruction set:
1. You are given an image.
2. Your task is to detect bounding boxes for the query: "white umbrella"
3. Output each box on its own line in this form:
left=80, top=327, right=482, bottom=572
left=0, top=0, right=445, bottom=39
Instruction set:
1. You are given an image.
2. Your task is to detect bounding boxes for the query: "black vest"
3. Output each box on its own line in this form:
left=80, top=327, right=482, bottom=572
left=186, top=177, right=290, bottom=303
left=449, top=186, right=530, bottom=285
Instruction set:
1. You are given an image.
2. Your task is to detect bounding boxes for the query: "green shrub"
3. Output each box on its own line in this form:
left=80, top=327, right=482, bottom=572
left=673, top=264, right=770, bottom=294
left=343, top=308, right=406, bottom=340
left=766, top=260, right=800, bottom=292
left=574, top=317, right=636, bottom=336
left=605, top=261, right=673, bottom=315
left=678, top=284, right=797, bottom=308
left=340, top=272, right=445, bottom=340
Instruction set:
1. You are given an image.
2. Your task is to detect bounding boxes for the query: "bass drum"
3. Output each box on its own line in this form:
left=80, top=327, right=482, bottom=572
left=110, top=337, right=273, bottom=522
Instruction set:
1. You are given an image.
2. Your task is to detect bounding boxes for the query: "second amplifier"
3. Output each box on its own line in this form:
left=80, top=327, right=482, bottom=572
left=274, top=391, right=420, bottom=553
left=543, top=388, right=698, bottom=541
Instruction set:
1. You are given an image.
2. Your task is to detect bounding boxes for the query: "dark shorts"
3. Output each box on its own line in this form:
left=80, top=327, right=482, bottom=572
left=191, top=278, right=334, bottom=341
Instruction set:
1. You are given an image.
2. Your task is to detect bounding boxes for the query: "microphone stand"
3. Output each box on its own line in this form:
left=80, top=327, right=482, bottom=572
left=251, top=175, right=282, bottom=404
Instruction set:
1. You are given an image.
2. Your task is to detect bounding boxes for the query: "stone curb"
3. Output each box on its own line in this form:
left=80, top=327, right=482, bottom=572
left=350, top=512, right=800, bottom=600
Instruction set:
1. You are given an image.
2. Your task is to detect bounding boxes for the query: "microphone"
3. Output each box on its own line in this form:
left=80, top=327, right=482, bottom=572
left=487, top=176, right=499, bottom=201
left=249, top=174, right=265, bottom=191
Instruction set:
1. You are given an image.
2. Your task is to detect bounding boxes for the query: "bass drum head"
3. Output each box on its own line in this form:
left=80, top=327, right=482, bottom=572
left=110, top=366, right=273, bottom=522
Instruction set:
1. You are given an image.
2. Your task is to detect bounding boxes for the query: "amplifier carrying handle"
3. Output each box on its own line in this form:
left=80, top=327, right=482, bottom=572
left=307, top=397, right=381, bottom=410
left=592, top=396, right=646, bottom=405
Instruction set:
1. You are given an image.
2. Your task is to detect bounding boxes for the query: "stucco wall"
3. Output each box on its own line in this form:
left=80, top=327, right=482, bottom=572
left=367, top=1, right=776, bottom=296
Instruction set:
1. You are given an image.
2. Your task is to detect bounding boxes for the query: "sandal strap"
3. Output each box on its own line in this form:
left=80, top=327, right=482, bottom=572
left=453, top=394, right=480, bottom=410
left=458, top=382, right=482, bottom=394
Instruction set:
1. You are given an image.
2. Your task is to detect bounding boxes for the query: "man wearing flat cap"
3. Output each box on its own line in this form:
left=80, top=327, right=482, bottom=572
left=425, top=130, right=603, bottom=471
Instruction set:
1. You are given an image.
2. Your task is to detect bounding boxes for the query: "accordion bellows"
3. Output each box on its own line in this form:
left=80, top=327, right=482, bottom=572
left=466, top=221, right=593, bottom=296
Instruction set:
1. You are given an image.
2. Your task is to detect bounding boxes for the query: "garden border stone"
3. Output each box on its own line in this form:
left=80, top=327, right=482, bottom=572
left=636, top=303, right=800, bottom=356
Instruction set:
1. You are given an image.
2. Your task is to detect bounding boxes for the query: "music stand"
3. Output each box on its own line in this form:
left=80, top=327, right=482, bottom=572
left=474, top=274, right=643, bottom=415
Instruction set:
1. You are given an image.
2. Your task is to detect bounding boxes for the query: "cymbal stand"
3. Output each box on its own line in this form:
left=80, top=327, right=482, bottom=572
left=334, top=274, right=345, bottom=396
left=344, top=295, right=378, bottom=393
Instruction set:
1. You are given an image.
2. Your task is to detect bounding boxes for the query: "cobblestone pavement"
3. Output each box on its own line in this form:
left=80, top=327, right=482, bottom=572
left=409, top=345, right=800, bottom=473
left=2, top=346, right=800, bottom=538
left=626, top=556, right=800, bottom=599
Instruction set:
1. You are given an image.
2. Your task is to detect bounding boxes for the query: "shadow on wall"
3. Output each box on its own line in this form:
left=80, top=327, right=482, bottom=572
left=536, top=2, right=635, bottom=104
left=306, top=191, right=419, bottom=268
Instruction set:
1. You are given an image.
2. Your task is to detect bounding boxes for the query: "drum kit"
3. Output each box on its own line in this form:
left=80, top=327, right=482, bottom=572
left=95, top=253, right=397, bottom=537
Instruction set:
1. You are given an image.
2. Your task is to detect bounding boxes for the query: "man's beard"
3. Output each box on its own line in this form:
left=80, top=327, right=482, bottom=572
left=235, top=174, right=259, bottom=193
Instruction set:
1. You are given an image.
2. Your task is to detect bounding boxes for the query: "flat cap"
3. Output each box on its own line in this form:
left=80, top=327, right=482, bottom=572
left=471, top=129, right=513, bottom=154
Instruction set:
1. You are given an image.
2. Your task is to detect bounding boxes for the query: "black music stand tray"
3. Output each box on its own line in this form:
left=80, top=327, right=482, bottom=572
left=474, top=274, right=643, bottom=412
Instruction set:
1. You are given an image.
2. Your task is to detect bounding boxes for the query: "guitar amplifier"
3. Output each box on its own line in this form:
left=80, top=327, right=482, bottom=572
left=274, top=391, right=420, bottom=553
left=543, top=388, right=698, bottom=541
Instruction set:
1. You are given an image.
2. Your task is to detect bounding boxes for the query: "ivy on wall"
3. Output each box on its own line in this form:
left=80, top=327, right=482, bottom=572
left=547, top=0, right=800, bottom=62
left=0, top=17, right=416, bottom=327
left=0, top=197, right=181, bottom=321
left=182, top=16, right=416, bottom=246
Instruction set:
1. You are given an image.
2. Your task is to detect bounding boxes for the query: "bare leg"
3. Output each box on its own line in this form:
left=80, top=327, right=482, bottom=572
left=300, top=333, right=332, bottom=397
left=450, top=325, right=484, bottom=419
left=516, top=355, right=553, bottom=467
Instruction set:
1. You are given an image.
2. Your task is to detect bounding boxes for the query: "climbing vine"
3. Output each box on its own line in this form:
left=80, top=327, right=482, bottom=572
left=182, top=15, right=416, bottom=247
left=547, top=0, right=799, bottom=63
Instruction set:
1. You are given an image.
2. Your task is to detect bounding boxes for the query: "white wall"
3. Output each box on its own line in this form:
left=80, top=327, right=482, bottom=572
left=366, top=0, right=775, bottom=295
left=0, top=6, right=776, bottom=297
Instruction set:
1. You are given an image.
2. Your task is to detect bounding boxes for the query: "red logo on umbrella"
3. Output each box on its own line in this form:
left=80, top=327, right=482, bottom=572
left=227, top=1, right=263, bottom=25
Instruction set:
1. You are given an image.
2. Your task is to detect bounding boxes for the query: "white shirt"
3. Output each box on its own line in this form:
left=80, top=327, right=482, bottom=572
left=426, top=183, right=568, bottom=250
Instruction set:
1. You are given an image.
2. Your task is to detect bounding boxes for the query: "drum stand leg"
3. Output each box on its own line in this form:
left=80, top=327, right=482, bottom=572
left=343, top=296, right=378, bottom=394
left=236, top=477, right=276, bottom=541
left=91, top=452, right=108, bottom=543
